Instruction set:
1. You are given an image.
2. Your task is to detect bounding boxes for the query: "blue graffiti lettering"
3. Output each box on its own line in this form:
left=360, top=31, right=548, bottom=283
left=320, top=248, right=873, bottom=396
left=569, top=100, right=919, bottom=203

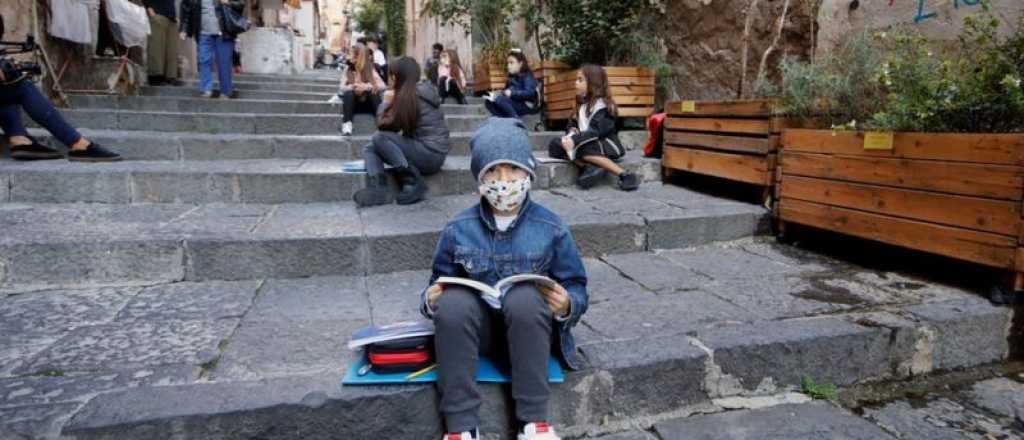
left=915, top=0, right=938, bottom=23
left=955, top=0, right=981, bottom=8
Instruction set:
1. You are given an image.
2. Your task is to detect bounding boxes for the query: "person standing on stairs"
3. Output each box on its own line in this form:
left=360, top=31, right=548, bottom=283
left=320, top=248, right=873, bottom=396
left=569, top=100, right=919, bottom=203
left=1, top=71, right=122, bottom=162
left=483, top=49, right=540, bottom=120
left=331, top=43, right=386, bottom=136
left=179, top=0, right=244, bottom=99
left=547, top=65, right=638, bottom=191
left=421, top=117, right=588, bottom=440
left=437, top=49, right=468, bottom=105
left=353, top=57, right=451, bottom=207
left=144, top=0, right=183, bottom=86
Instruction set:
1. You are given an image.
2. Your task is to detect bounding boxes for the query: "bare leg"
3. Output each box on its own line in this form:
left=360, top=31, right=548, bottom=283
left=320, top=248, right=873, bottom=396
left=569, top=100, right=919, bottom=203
left=582, top=155, right=626, bottom=176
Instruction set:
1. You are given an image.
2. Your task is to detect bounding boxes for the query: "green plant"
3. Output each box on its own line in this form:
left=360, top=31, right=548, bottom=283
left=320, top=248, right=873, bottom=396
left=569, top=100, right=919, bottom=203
left=383, top=0, right=406, bottom=56
left=541, top=0, right=654, bottom=67
left=353, top=1, right=385, bottom=34
left=426, top=0, right=516, bottom=50
left=873, top=12, right=1024, bottom=133
left=801, top=375, right=838, bottom=401
left=774, top=4, right=1024, bottom=133
left=770, top=32, right=886, bottom=128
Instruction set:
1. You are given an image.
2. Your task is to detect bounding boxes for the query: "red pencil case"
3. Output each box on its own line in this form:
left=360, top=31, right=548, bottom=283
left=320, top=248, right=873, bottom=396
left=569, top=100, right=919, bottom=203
left=366, top=336, right=434, bottom=373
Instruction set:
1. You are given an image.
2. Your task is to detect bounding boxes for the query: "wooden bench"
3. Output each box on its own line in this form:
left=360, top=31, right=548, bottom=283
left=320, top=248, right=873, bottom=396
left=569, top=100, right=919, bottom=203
left=661, top=100, right=785, bottom=201
left=776, top=129, right=1024, bottom=291
left=544, top=66, right=655, bottom=122
left=472, top=59, right=570, bottom=96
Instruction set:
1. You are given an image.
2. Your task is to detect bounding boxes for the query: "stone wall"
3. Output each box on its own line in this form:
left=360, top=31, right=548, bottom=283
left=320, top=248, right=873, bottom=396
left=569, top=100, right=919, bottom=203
left=817, top=0, right=1024, bottom=55
left=654, top=0, right=816, bottom=102
left=238, top=27, right=304, bottom=74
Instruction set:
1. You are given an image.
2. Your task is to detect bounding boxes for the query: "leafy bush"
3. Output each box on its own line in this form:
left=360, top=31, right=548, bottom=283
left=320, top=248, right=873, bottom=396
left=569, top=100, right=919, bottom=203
left=772, top=7, right=1024, bottom=133
left=426, top=0, right=516, bottom=62
left=353, top=1, right=384, bottom=35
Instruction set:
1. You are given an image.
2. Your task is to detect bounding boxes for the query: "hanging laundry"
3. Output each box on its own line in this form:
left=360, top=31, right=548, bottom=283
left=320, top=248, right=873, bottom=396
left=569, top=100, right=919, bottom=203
left=49, top=0, right=93, bottom=44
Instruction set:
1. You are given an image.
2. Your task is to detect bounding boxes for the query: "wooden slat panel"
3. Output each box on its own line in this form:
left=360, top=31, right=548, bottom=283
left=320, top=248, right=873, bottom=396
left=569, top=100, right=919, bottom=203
left=663, top=146, right=772, bottom=185
left=781, top=152, right=1024, bottom=201
left=667, top=100, right=773, bottom=117
left=1017, top=247, right=1024, bottom=272
left=614, top=95, right=655, bottom=105
left=664, top=131, right=775, bottom=154
left=608, top=76, right=654, bottom=86
left=780, top=175, right=1020, bottom=236
left=665, top=118, right=771, bottom=136
left=611, top=85, right=655, bottom=95
left=547, top=109, right=573, bottom=120
left=778, top=198, right=1017, bottom=269
left=545, top=80, right=576, bottom=94
left=547, top=88, right=579, bottom=102
left=547, top=99, right=575, bottom=111
left=603, top=66, right=654, bottom=77
left=616, top=107, right=654, bottom=117
left=783, top=129, right=1024, bottom=166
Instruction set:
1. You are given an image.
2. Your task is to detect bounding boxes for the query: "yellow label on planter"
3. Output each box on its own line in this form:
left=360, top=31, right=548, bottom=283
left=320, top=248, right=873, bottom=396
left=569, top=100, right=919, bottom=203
left=863, top=132, right=894, bottom=150
left=681, top=101, right=696, bottom=113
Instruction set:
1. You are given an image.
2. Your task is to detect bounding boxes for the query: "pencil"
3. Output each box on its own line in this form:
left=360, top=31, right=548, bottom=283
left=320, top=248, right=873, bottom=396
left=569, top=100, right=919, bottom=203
left=405, top=364, right=437, bottom=381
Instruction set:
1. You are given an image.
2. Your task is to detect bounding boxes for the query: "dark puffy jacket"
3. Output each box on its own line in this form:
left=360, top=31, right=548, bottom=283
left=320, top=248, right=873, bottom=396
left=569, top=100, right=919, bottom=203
left=568, top=99, right=625, bottom=160
left=179, top=0, right=244, bottom=39
left=377, top=81, right=451, bottom=155
left=505, top=71, right=539, bottom=109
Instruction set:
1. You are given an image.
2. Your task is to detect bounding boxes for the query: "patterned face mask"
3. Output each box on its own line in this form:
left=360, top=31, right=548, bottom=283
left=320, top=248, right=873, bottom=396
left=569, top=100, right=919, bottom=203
left=478, top=176, right=531, bottom=213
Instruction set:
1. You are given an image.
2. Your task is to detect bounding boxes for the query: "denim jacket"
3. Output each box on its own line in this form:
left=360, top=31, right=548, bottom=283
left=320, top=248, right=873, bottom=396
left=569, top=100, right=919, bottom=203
left=422, top=196, right=589, bottom=370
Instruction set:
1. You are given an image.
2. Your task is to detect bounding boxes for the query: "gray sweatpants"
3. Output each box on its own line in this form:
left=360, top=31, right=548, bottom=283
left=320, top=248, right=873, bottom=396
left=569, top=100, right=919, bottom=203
left=433, top=284, right=554, bottom=433
left=363, top=131, right=445, bottom=176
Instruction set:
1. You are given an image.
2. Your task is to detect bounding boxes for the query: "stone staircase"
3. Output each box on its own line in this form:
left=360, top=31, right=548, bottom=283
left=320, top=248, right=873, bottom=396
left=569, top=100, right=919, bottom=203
left=0, top=73, right=1014, bottom=440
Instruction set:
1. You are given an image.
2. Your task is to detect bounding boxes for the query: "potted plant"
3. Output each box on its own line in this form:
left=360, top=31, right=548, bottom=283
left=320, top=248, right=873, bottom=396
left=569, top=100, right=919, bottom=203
left=772, top=12, right=1024, bottom=301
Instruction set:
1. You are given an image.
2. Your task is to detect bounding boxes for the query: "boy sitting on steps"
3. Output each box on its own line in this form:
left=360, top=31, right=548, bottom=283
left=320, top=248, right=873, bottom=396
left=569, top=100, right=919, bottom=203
left=421, top=117, right=589, bottom=440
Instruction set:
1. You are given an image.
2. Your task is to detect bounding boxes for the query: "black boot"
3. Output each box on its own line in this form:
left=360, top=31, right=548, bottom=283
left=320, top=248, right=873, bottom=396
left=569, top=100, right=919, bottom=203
left=393, top=166, right=428, bottom=205
left=353, top=174, right=394, bottom=207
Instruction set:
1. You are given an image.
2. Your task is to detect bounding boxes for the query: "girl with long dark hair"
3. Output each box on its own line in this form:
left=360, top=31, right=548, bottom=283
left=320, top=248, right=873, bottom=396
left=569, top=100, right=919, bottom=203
left=353, top=57, right=452, bottom=207
left=437, top=49, right=467, bottom=105
left=334, top=43, right=386, bottom=135
left=547, top=64, right=638, bottom=191
left=484, top=49, right=540, bottom=119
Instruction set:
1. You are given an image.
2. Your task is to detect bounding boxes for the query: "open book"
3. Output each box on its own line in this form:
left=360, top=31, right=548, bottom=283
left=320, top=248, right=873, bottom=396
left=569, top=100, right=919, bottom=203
left=347, top=320, right=434, bottom=350
left=484, top=90, right=502, bottom=102
left=437, top=274, right=557, bottom=309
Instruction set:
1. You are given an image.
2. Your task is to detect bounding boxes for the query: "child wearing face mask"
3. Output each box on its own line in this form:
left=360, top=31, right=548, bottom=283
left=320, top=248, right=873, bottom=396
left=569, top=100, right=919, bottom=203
left=421, top=117, right=589, bottom=440
left=484, top=49, right=540, bottom=119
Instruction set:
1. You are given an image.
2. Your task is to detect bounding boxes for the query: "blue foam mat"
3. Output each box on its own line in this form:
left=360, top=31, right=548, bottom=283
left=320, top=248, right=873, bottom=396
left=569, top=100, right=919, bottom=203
left=341, top=355, right=564, bottom=385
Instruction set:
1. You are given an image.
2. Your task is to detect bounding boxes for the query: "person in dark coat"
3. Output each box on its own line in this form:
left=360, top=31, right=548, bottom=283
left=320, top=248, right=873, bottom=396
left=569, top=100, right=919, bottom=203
left=354, top=57, right=452, bottom=207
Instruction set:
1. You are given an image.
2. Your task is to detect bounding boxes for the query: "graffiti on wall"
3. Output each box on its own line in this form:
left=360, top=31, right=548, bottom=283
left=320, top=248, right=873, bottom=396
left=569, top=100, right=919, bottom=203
left=915, top=0, right=983, bottom=23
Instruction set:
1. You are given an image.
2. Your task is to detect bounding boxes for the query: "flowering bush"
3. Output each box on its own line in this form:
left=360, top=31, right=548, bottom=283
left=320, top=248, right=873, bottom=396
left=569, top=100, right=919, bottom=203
left=772, top=8, right=1024, bottom=133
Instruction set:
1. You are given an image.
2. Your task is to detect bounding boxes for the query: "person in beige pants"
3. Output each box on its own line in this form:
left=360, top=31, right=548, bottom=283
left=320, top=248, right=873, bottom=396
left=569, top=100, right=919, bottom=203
left=145, top=0, right=183, bottom=86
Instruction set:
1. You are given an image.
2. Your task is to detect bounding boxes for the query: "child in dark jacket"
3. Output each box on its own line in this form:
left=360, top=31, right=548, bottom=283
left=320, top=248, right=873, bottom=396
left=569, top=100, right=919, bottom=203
left=484, top=50, right=540, bottom=119
left=422, top=117, right=588, bottom=440
left=547, top=65, right=639, bottom=191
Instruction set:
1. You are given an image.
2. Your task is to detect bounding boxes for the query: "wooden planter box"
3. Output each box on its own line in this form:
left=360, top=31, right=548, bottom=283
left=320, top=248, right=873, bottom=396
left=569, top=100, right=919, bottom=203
left=661, top=100, right=785, bottom=200
left=776, top=129, right=1024, bottom=288
left=473, top=61, right=507, bottom=94
left=544, top=66, right=655, bottom=121
left=472, top=59, right=570, bottom=95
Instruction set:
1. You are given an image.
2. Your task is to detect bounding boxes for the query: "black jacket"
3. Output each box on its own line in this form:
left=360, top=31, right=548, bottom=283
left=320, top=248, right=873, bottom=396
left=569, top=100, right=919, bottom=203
left=179, top=0, right=244, bottom=39
left=143, top=0, right=176, bottom=20
left=567, top=99, right=625, bottom=160
left=377, top=81, right=451, bottom=155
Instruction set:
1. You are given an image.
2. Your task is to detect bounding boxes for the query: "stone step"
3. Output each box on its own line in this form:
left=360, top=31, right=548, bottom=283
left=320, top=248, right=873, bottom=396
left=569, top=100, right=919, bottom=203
left=141, top=86, right=487, bottom=105
left=0, top=150, right=661, bottom=204
left=231, top=73, right=341, bottom=85
left=67, top=95, right=489, bottom=116
left=39, top=109, right=489, bottom=135
left=181, top=80, right=338, bottom=93
left=0, top=184, right=767, bottom=291
left=0, top=240, right=1009, bottom=439
left=19, top=128, right=577, bottom=161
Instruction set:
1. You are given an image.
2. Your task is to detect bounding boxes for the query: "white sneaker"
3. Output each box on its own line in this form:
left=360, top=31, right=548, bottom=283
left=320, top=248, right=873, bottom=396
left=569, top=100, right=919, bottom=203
left=518, top=422, right=560, bottom=440
left=327, top=94, right=342, bottom=105
left=341, top=121, right=353, bottom=136
left=441, top=429, right=478, bottom=440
